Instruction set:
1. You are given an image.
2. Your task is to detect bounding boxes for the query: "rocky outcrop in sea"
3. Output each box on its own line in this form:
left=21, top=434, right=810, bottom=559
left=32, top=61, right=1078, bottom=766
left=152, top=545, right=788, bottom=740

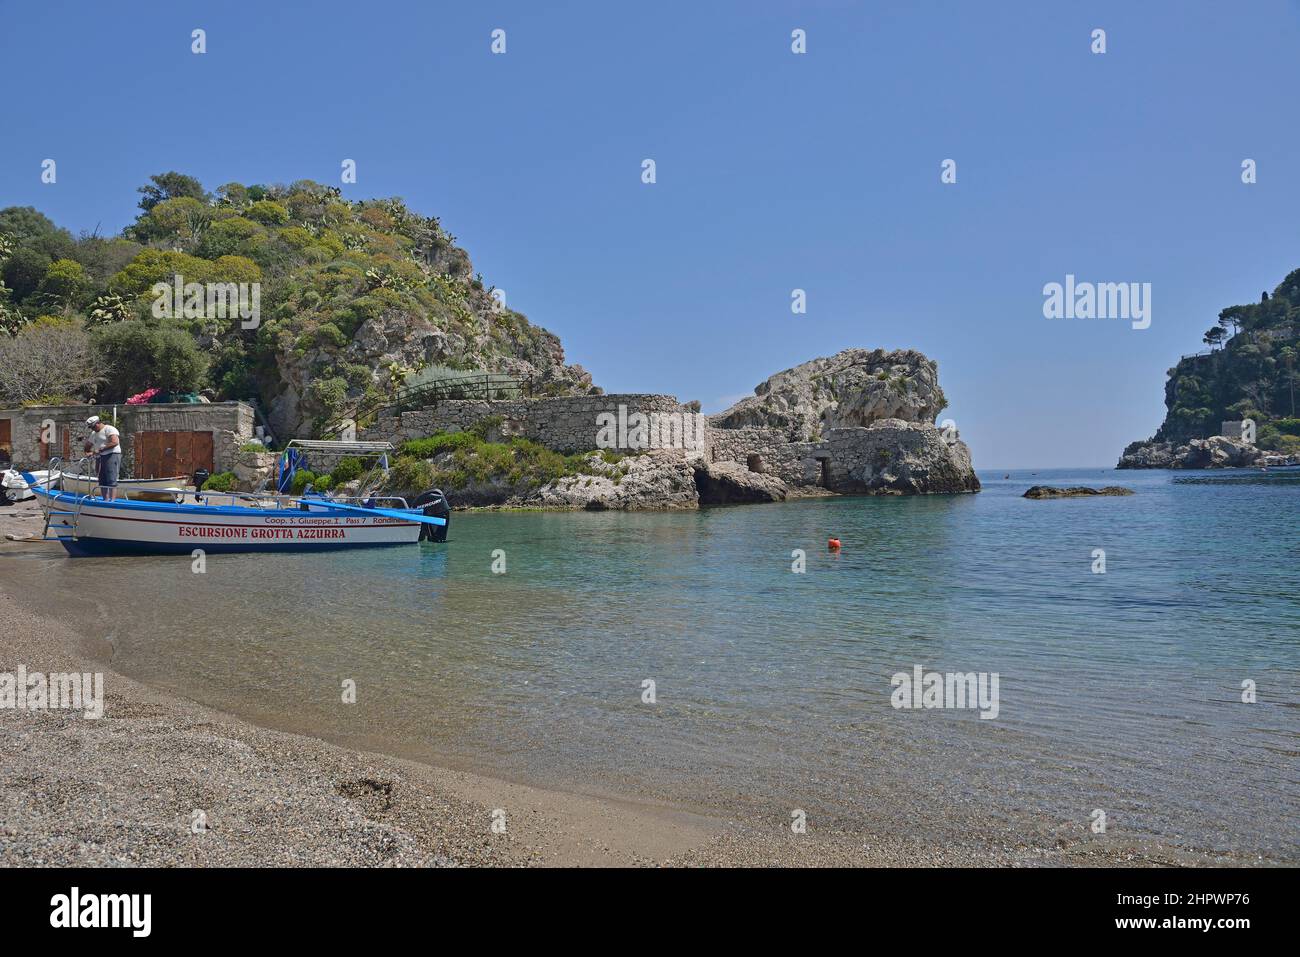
left=376, top=347, right=981, bottom=509
left=711, top=348, right=947, bottom=441
left=1116, top=435, right=1296, bottom=469
left=1023, top=485, right=1134, bottom=499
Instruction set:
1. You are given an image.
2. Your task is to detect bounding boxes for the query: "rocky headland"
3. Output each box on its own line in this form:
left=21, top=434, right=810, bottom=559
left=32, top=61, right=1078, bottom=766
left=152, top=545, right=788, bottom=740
left=1117, top=271, right=1300, bottom=469
left=1116, top=434, right=1294, bottom=469
left=362, top=348, right=980, bottom=510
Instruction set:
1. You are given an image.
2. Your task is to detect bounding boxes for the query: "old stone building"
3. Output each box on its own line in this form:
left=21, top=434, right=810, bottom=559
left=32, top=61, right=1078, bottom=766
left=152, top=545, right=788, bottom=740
left=0, top=402, right=254, bottom=478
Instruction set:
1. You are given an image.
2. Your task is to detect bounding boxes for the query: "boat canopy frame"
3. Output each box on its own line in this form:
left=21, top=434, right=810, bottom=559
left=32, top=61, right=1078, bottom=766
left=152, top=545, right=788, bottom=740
left=277, top=439, right=398, bottom=495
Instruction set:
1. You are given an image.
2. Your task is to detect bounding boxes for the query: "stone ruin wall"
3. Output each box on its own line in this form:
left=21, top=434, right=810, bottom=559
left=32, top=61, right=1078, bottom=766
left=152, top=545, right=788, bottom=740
left=362, top=394, right=958, bottom=493
left=706, top=427, right=825, bottom=486
left=366, top=394, right=701, bottom=456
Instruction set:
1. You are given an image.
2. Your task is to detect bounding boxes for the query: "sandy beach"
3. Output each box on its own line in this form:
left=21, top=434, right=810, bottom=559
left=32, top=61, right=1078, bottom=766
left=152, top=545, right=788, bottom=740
left=0, top=501, right=1256, bottom=868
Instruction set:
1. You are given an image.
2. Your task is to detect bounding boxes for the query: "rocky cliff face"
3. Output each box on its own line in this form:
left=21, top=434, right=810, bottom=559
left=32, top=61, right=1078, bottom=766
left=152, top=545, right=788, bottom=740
left=1117, top=270, right=1300, bottom=466
left=1116, top=434, right=1288, bottom=469
left=823, top=419, right=980, bottom=495
left=711, top=348, right=948, bottom=441
left=263, top=230, right=594, bottom=438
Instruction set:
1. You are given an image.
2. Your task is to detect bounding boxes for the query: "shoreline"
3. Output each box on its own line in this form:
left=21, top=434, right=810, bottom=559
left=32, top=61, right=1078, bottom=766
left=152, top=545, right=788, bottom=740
left=0, top=501, right=1266, bottom=868
left=0, top=561, right=726, bottom=866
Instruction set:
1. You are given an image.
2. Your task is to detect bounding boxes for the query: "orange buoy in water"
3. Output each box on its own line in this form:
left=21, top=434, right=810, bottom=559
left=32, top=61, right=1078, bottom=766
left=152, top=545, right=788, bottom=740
left=828, top=538, right=842, bottom=550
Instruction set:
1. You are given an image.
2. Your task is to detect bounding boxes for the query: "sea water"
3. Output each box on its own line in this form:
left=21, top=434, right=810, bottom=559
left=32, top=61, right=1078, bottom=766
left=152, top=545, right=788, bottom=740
left=8, top=468, right=1298, bottom=858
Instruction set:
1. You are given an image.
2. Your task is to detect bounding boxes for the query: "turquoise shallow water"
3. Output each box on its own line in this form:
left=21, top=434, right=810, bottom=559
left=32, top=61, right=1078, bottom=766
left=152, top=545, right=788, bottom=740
left=9, top=467, right=1299, bottom=857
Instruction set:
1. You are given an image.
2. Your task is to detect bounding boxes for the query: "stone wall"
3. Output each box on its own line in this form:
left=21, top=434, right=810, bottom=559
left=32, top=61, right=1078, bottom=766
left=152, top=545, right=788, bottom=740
left=0, top=402, right=253, bottom=475
left=364, top=394, right=701, bottom=455
left=707, top=421, right=977, bottom=494
left=707, top=427, right=825, bottom=486
left=359, top=394, right=978, bottom=497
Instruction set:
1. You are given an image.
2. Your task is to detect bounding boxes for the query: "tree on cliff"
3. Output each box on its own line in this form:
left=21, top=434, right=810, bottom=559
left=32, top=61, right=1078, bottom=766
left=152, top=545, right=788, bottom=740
left=136, top=172, right=209, bottom=213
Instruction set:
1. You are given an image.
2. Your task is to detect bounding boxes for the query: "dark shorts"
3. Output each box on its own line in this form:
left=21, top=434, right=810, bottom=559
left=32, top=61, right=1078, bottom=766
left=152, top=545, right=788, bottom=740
left=98, top=454, right=121, bottom=488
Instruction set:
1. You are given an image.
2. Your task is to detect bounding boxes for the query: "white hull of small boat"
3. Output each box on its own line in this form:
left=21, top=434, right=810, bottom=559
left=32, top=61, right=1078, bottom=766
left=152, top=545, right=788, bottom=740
left=1, top=469, right=59, bottom=504
left=59, top=472, right=190, bottom=497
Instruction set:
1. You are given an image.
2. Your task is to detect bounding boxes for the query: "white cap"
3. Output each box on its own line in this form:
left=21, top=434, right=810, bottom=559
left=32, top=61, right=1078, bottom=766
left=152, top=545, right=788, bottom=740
left=85, top=415, right=100, bottom=427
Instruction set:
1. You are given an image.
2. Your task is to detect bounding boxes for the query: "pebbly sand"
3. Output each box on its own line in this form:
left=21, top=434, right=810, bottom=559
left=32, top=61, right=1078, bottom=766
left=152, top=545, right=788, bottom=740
left=0, top=500, right=1246, bottom=867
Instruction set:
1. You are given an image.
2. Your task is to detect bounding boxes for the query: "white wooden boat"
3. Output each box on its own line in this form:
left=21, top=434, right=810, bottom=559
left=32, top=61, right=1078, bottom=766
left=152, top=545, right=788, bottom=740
left=58, top=471, right=190, bottom=497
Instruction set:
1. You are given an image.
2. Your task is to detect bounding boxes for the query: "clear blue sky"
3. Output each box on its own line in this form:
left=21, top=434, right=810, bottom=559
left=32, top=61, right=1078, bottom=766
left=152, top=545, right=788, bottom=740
left=3, top=0, right=1298, bottom=467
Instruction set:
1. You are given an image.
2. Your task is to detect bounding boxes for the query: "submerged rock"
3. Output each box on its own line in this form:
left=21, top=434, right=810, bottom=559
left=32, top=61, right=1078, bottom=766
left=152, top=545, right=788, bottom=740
left=1023, top=485, right=1135, bottom=498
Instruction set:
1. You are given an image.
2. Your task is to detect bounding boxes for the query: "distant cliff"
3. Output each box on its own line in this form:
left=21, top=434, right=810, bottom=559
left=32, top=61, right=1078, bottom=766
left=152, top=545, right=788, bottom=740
left=1118, top=270, right=1300, bottom=467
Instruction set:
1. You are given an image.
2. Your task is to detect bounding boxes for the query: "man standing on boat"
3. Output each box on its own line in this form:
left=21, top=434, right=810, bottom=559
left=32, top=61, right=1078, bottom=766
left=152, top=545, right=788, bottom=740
left=83, top=415, right=121, bottom=501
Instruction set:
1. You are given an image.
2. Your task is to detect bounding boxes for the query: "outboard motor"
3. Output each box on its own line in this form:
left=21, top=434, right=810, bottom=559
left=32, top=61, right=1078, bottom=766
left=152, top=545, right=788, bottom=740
left=411, top=488, right=451, bottom=542
left=192, top=467, right=210, bottom=491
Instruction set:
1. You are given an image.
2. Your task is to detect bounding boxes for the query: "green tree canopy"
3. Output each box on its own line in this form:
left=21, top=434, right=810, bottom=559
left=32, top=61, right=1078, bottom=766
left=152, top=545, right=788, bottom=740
left=92, top=321, right=207, bottom=399
left=136, top=172, right=209, bottom=213
left=36, top=258, right=90, bottom=314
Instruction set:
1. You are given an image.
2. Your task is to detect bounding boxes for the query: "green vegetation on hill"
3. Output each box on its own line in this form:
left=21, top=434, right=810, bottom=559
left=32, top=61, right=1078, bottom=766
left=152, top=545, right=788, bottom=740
left=1155, top=270, right=1300, bottom=453
left=0, top=173, right=593, bottom=434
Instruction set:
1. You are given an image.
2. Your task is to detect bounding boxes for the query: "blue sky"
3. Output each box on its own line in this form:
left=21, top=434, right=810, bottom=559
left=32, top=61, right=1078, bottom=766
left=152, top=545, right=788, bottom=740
left=3, top=0, right=1299, bottom=467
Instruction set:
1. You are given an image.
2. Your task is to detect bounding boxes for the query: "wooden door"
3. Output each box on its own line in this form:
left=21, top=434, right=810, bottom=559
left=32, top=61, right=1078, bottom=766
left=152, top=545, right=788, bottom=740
left=135, top=431, right=214, bottom=479
left=190, top=432, right=214, bottom=476
left=0, top=418, right=10, bottom=467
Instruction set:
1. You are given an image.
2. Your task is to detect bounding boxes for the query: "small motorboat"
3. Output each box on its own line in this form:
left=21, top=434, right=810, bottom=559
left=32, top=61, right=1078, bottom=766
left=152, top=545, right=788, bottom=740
left=26, top=481, right=450, bottom=557
left=20, top=439, right=451, bottom=556
left=1, top=468, right=59, bottom=505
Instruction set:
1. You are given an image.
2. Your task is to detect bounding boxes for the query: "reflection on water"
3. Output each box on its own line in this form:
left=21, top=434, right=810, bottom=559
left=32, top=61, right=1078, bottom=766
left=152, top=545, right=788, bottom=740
left=6, top=467, right=1298, bottom=856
